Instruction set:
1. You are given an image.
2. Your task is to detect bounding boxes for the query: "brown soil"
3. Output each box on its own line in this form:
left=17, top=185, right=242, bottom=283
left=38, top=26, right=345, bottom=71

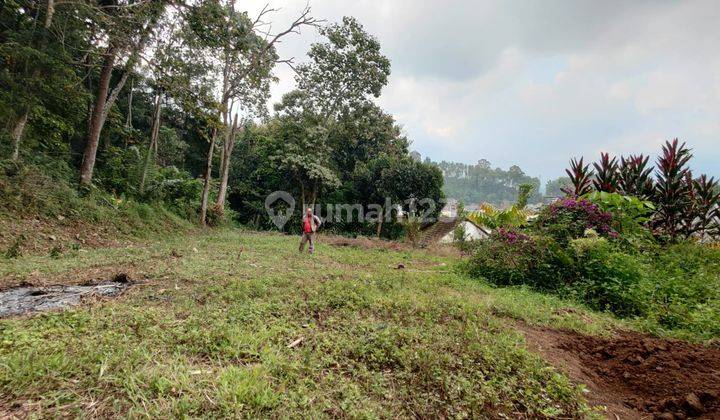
left=323, top=233, right=460, bottom=257
left=0, top=216, right=131, bottom=255
left=324, top=234, right=411, bottom=251
left=0, top=261, right=148, bottom=290
left=519, top=323, right=720, bottom=419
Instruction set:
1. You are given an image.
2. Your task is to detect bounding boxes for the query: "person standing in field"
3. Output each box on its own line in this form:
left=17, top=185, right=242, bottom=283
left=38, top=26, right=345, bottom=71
left=300, top=207, right=322, bottom=253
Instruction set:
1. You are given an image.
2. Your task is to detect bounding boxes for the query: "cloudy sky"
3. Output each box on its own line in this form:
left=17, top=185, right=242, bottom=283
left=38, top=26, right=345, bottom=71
left=245, top=0, right=720, bottom=181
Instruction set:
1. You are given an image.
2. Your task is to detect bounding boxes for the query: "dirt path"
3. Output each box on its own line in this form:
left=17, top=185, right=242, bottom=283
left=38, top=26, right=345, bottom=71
left=519, top=323, right=720, bottom=419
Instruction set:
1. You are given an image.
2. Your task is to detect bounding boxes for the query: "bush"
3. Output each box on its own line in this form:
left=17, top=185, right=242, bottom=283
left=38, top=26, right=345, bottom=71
left=465, top=229, right=573, bottom=289
left=534, top=197, right=616, bottom=244
left=464, top=225, right=720, bottom=339
left=143, top=166, right=202, bottom=218
left=569, top=238, right=647, bottom=316
left=95, top=146, right=143, bottom=196
left=564, top=140, right=720, bottom=242
left=585, top=191, right=656, bottom=249
left=639, top=243, right=720, bottom=337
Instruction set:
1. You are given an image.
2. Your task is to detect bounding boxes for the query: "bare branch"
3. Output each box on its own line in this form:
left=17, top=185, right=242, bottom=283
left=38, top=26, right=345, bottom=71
left=251, top=3, right=279, bottom=27
left=264, top=5, right=323, bottom=51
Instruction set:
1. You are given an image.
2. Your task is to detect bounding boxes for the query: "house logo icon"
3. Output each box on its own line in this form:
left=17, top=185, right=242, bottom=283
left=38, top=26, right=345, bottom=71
left=265, top=191, right=295, bottom=229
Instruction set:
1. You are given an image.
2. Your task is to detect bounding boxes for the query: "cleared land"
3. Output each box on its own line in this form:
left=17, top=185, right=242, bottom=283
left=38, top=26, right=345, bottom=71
left=0, top=230, right=717, bottom=418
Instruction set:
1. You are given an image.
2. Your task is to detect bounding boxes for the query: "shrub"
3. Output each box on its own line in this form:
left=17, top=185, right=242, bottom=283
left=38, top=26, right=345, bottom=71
left=592, top=152, right=619, bottom=193
left=585, top=192, right=656, bottom=247
left=465, top=229, right=572, bottom=289
left=144, top=166, right=202, bottom=218
left=466, top=184, right=534, bottom=230
left=562, top=140, right=720, bottom=242
left=639, top=243, right=720, bottom=336
left=570, top=238, right=647, bottom=316
left=651, top=139, right=693, bottom=241
left=618, top=154, right=654, bottom=199
left=95, top=146, right=143, bottom=196
left=403, top=214, right=423, bottom=245
left=534, top=197, right=616, bottom=244
left=465, top=227, right=720, bottom=338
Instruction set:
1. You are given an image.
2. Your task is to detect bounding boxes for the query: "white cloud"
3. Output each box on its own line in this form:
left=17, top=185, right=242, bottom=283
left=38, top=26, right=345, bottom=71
left=241, top=0, right=720, bottom=179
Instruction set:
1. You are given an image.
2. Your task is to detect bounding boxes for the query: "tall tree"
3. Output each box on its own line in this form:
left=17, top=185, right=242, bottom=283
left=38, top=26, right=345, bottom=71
left=185, top=1, right=318, bottom=221
left=2, top=0, right=83, bottom=163
left=79, top=0, right=168, bottom=186
left=296, top=17, right=390, bottom=123
left=273, top=16, right=391, bottom=209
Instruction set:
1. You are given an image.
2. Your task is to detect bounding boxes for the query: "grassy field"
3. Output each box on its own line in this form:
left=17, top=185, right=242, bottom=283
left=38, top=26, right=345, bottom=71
left=0, top=229, right=634, bottom=418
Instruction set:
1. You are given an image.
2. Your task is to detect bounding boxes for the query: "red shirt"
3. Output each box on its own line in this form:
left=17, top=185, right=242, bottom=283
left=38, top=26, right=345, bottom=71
left=303, top=217, right=313, bottom=233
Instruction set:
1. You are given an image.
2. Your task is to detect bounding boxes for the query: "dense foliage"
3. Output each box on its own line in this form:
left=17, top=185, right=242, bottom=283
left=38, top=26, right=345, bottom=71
left=428, top=159, right=542, bottom=206
left=465, top=142, right=720, bottom=341
left=466, top=183, right=534, bottom=230
left=1, top=2, right=442, bottom=238
left=564, top=139, right=719, bottom=242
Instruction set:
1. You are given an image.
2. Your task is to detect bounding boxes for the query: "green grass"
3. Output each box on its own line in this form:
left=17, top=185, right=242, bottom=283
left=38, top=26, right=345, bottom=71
left=0, top=230, right=624, bottom=417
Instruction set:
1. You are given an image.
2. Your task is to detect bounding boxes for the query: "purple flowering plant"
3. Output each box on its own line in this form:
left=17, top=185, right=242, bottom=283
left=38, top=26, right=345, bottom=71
left=538, top=197, right=617, bottom=242
left=494, top=227, right=532, bottom=244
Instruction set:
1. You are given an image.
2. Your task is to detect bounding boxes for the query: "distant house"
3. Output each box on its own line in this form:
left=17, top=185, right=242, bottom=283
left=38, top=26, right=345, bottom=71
left=420, top=217, right=489, bottom=245
left=440, top=199, right=458, bottom=217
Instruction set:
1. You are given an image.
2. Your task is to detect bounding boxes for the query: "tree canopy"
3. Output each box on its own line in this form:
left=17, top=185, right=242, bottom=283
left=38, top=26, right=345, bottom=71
left=1, top=2, right=443, bottom=238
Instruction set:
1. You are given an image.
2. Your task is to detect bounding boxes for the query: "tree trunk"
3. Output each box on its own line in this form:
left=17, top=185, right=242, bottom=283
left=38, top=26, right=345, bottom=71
left=200, top=128, right=217, bottom=227
left=215, top=114, right=238, bottom=209
left=125, top=78, right=133, bottom=129
left=79, top=16, right=154, bottom=186
left=139, top=92, right=162, bottom=194
left=80, top=46, right=117, bottom=186
left=299, top=178, right=306, bottom=214
left=10, top=111, right=29, bottom=162
left=44, top=0, right=54, bottom=29
left=310, top=181, right=318, bottom=211
left=376, top=207, right=383, bottom=237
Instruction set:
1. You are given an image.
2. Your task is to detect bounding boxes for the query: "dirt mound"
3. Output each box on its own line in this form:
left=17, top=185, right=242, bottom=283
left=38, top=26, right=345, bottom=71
left=520, top=324, right=720, bottom=419
left=566, top=333, right=720, bottom=418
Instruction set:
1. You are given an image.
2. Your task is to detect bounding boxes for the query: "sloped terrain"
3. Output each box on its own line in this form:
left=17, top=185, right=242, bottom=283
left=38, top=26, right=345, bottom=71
left=1, top=230, right=718, bottom=418
left=521, top=323, right=720, bottom=419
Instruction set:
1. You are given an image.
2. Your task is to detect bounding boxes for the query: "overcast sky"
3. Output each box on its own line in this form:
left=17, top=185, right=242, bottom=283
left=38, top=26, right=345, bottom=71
left=245, top=0, right=720, bottom=181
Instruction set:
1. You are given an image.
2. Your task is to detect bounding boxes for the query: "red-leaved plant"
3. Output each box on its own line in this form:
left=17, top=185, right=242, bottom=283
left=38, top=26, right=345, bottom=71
left=686, top=175, right=720, bottom=239
left=592, top=152, right=619, bottom=193
left=618, top=154, right=654, bottom=199
left=562, top=157, right=594, bottom=197
left=651, top=139, right=693, bottom=240
left=562, top=139, right=720, bottom=242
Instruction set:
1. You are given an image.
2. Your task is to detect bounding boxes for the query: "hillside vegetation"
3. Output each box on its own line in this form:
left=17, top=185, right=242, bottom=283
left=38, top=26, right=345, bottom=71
left=1, top=3, right=442, bottom=239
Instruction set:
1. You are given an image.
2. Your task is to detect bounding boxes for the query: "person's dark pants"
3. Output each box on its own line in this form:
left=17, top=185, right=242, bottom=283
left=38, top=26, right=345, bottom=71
left=299, top=232, right=315, bottom=253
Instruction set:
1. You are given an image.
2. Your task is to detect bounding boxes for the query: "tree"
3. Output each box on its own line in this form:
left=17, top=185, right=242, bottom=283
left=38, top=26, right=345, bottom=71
left=328, top=101, right=409, bottom=180
left=426, top=159, right=542, bottom=206
left=1, top=0, right=87, bottom=163
left=545, top=177, right=572, bottom=199
left=80, top=1, right=169, bottom=186
left=272, top=92, right=340, bottom=211
left=185, top=1, right=318, bottom=222
left=354, top=156, right=443, bottom=236
left=262, top=16, right=391, bottom=216
left=296, top=16, right=391, bottom=125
